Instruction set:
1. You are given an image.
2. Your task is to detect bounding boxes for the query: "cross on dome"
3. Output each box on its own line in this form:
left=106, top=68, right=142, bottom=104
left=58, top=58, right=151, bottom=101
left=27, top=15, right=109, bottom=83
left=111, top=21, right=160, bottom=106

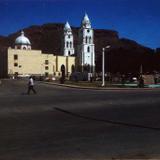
left=21, top=30, right=24, bottom=36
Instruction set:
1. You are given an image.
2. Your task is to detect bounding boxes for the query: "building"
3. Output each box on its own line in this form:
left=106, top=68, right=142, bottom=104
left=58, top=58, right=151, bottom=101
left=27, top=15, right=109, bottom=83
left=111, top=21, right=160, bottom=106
left=78, top=13, right=95, bottom=73
left=7, top=31, right=75, bottom=78
left=0, top=13, right=95, bottom=79
left=62, top=22, right=75, bottom=56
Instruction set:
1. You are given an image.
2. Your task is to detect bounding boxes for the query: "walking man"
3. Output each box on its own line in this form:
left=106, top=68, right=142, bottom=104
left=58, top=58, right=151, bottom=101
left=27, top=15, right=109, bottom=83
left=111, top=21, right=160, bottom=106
left=27, top=76, right=37, bottom=95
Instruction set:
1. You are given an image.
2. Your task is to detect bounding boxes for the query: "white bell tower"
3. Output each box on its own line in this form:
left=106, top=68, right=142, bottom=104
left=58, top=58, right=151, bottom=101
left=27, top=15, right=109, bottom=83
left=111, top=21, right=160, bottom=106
left=78, top=13, right=95, bottom=73
left=63, top=22, right=74, bottom=56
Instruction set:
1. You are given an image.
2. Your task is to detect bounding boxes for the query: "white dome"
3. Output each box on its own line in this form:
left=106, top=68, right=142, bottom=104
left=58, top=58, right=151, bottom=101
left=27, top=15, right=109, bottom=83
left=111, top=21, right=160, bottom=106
left=15, top=31, right=31, bottom=45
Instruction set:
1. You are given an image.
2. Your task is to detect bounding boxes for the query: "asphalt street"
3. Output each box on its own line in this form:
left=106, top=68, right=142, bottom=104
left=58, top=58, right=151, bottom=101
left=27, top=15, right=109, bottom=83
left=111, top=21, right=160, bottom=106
left=0, top=79, right=160, bottom=160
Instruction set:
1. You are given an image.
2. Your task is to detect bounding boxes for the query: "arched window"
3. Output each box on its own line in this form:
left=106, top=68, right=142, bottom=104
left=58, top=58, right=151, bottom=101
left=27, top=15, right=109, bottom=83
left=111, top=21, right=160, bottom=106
left=89, top=37, right=92, bottom=43
left=87, top=46, right=90, bottom=52
left=68, top=51, right=70, bottom=55
left=67, top=42, right=69, bottom=48
left=85, top=36, right=88, bottom=43
left=70, top=42, right=72, bottom=48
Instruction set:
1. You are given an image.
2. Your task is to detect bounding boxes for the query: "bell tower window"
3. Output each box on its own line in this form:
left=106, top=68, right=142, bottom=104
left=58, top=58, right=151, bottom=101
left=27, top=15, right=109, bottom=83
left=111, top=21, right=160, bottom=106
left=89, top=37, right=92, bottom=43
left=67, top=42, right=69, bottom=48
left=87, top=46, right=90, bottom=52
left=86, top=36, right=87, bottom=43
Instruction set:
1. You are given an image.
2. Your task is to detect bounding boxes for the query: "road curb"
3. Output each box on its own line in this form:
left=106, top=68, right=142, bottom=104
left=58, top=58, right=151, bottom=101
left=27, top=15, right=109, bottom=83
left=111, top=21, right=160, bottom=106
left=41, top=81, right=160, bottom=91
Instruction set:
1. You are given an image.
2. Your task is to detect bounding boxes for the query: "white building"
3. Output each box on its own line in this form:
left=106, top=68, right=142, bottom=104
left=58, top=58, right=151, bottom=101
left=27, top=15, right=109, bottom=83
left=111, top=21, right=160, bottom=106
left=78, top=13, right=95, bottom=73
left=63, top=22, right=75, bottom=56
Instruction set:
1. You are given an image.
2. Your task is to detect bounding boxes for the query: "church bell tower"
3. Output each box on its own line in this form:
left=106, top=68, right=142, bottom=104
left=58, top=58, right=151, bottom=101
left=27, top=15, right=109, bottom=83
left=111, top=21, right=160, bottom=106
left=63, top=22, right=74, bottom=56
left=78, top=13, right=95, bottom=73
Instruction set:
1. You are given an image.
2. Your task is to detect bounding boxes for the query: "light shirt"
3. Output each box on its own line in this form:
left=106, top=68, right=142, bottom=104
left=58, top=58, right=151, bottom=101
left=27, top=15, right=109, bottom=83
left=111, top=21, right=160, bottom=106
left=29, top=78, right=34, bottom=86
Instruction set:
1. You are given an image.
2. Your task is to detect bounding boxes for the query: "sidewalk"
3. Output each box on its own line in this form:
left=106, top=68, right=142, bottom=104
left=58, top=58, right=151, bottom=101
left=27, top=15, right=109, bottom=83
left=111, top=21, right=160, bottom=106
left=42, top=81, right=160, bottom=90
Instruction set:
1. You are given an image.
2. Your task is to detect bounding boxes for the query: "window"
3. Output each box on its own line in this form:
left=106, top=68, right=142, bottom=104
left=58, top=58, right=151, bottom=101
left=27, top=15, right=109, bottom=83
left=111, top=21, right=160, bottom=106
left=68, top=51, right=70, bottom=55
left=87, top=29, right=90, bottom=33
left=67, top=42, right=69, bottom=48
left=70, top=42, right=72, bottom=48
left=89, top=37, right=92, bottom=43
left=87, top=46, right=90, bottom=52
left=45, top=66, right=49, bottom=70
left=45, top=60, right=49, bottom=65
left=14, top=63, right=18, bottom=67
left=68, top=35, right=70, bottom=38
left=14, top=55, right=18, bottom=60
left=85, top=36, right=88, bottom=43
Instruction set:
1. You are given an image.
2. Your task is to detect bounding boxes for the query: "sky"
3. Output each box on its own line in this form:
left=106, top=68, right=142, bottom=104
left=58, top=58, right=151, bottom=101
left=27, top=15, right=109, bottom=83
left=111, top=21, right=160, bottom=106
left=0, top=0, right=160, bottom=49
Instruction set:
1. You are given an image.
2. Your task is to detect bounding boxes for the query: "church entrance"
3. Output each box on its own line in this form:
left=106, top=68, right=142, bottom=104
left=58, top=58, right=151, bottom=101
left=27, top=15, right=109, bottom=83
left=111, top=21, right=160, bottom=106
left=60, top=64, right=65, bottom=84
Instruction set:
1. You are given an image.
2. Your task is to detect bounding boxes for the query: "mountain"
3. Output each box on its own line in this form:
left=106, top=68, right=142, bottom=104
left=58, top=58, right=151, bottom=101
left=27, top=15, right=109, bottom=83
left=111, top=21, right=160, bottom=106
left=0, top=23, right=159, bottom=74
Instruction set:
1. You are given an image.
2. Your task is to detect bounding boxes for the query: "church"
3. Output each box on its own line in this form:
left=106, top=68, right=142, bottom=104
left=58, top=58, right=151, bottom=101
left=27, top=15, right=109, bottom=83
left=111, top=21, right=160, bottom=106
left=5, top=13, right=95, bottom=79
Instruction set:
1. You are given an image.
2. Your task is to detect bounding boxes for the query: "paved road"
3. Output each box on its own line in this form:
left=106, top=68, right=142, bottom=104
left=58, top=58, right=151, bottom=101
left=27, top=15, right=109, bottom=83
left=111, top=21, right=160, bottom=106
left=0, top=79, right=160, bottom=160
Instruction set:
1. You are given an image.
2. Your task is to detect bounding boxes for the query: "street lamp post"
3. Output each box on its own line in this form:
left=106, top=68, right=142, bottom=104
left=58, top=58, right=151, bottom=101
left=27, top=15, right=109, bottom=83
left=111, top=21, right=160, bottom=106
left=102, top=45, right=111, bottom=87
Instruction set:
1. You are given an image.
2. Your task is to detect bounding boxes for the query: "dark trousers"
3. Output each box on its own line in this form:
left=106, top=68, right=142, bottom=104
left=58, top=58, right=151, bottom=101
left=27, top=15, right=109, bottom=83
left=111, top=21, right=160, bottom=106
left=27, top=85, right=36, bottom=94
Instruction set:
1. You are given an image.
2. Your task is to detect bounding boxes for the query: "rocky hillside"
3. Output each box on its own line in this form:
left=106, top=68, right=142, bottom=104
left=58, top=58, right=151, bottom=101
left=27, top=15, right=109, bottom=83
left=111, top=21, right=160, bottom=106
left=0, top=23, right=159, bottom=74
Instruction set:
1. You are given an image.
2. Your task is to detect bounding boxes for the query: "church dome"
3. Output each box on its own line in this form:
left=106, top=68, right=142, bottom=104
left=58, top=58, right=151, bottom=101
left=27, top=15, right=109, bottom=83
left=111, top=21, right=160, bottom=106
left=15, top=31, right=31, bottom=45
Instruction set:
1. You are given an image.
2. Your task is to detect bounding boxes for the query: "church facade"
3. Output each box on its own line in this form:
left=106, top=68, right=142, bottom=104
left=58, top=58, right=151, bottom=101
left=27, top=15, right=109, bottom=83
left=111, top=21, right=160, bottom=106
left=4, top=13, right=95, bottom=78
left=8, top=31, right=75, bottom=78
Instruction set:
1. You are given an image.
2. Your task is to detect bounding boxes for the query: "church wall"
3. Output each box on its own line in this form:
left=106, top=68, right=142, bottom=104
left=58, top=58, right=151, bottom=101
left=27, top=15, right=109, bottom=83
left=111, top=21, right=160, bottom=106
left=41, top=54, right=57, bottom=76
left=66, top=56, right=76, bottom=74
left=56, top=56, right=67, bottom=73
left=7, top=48, right=75, bottom=78
left=8, top=49, right=42, bottom=76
